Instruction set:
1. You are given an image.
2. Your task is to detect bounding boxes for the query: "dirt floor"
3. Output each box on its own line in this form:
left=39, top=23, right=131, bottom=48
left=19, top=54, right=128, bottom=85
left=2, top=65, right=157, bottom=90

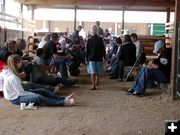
left=0, top=66, right=180, bottom=135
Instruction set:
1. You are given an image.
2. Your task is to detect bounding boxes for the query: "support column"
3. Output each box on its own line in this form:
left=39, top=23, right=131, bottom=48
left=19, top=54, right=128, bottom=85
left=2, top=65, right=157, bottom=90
left=31, top=4, right=35, bottom=20
left=121, top=7, right=125, bottom=31
left=166, top=7, right=171, bottom=34
left=74, top=5, right=77, bottom=31
left=0, top=0, right=5, bottom=43
left=115, top=22, right=117, bottom=36
left=1, top=0, right=6, bottom=42
left=48, top=21, right=51, bottom=32
left=20, top=4, right=24, bottom=38
left=31, top=4, right=35, bottom=34
left=171, top=0, right=180, bottom=100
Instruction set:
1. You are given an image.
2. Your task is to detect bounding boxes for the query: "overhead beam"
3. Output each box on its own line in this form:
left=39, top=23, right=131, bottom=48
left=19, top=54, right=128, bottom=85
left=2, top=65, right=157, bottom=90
left=16, top=0, right=175, bottom=8
left=35, top=5, right=175, bottom=12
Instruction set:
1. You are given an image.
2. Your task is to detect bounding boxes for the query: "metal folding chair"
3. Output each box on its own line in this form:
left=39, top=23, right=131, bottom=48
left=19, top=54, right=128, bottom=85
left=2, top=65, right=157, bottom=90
left=123, top=50, right=143, bottom=82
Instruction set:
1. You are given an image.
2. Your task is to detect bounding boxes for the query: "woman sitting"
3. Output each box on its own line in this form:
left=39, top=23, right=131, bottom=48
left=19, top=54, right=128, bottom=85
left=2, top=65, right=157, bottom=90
left=3, top=54, right=75, bottom=106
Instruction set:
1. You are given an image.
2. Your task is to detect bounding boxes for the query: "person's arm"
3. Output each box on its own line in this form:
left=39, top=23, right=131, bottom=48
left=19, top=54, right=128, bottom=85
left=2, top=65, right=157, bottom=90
left=86, top=40, right=89, bottom=63
left=118, top=46, right=123, bottom=61
left=28, top=43, right=36, bottom=54
left=17, top=72, right=26, bottom=80
left=101, top=38, right=106, bottom=61
left=10, top=76, right=35, bottom=96
left=136, top=42, right=143, bottom=58
left=52, top=43, right=70, bottom=59
left=147, top=59, right=159, bottom=69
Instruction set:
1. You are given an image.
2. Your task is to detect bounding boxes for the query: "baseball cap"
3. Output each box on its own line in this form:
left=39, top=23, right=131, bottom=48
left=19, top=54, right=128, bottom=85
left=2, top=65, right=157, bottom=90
left=153, top=40, right=165, bottom=54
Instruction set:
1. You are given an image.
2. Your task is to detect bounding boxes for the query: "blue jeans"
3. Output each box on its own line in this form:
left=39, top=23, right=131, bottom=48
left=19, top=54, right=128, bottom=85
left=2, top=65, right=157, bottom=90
left=131, top=67, right=168, bottom=94
left=10, top=88, right=65, bottom=106
left=22, top=82, right=54, bottom=92
left=118, top=61, right=124, bottom=80
left=110, top=60, right=119, bottom=78
left=54, top=59, right=68, bottom=79
left=38, top=75, right=76, bottom=86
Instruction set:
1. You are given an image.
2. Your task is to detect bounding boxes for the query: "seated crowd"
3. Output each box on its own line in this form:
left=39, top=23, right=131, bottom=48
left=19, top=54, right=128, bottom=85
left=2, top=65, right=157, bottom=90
left=0, top=25, right=172, bottom=108
left=0, top=30, right=87, bottom=107
left=105, top=34, right=171, bottom=96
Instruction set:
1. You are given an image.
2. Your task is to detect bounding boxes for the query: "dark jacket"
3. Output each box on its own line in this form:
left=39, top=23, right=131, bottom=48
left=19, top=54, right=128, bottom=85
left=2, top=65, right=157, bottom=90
left=0, top=47, right=13, bottom=62
left=73, top=30, right=80, bottom=44
left=118, top=42, right=136, bottom=66
left=86, top=34, right=106, bottom=62
left=43, top=40, right=57, bottom=60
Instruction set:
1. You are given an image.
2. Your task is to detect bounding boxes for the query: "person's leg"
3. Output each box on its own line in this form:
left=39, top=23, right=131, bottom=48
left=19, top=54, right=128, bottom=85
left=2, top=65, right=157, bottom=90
left=95, top=75, right=99, bottom=86
left=90, top=74, right=96, bottom=90
left=59, top=60, right=68, bottom=79
left=131, top=67, right=156, bottom=94
left=10, top=90, right=65, bottom=106
left=19, top=94, right=65, bottom=106
left=110, top=61, right=119, bottom=78
left=149, top=68, right=168, bottom=83
left=22, top=82, right=54, bottom=92
left=11, top=91, right=75, bottom=106
left=29, top=88, right=59, bottom=98
left=118, top=61, right=124, bottom=80
left=55, top=77, right=77, bottom=86
left=38, top=75, right=58, bottom=86
left=36, top=94, right=65, bottom=106
left=10, top=95, right=40, bottom=105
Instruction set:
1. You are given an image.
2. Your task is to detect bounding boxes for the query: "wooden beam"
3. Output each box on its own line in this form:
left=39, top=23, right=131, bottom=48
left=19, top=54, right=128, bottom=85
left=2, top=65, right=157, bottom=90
left=16, top=0, right=175, bottom=8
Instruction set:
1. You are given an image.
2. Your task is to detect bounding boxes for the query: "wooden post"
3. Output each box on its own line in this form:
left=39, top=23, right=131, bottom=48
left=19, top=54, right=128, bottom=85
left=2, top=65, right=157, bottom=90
left=48, top=21, right=51, bottom=32
left=122, top=7, right=125, bottom=31
left=171, top=0, right=180, bottom=100
left=74, top=5, right=77, bottom=31
left=31, top=4, right=35, bottom=21
left=20, top=4, right=24, bottom=38
left=166, top=7, right=171, bottom=34
left=2, top=0, right=5, bottom=42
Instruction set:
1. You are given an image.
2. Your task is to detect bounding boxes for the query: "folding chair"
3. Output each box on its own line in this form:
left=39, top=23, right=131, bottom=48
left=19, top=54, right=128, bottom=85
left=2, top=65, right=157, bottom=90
left=123, top=50, right=143, bottom=82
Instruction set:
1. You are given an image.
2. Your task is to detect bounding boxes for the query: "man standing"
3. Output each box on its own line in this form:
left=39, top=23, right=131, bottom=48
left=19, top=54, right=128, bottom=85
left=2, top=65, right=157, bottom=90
left=95, top=21, right=104, bottom=37
left=86, top=25, right=106, bottom=90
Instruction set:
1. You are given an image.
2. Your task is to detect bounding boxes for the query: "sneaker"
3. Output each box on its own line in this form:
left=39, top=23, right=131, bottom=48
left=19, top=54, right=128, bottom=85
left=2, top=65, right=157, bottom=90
left=132, top=91, right=143, bottom=96
left=126, top=89, right=134, bottom=95
left=126, top=89, right=134, bottom=93
left=24, top=103, right=38, bottom=110
left=72, top=80, right=78, bottom=85
left=54, top=86, right=60, bottom=93
left=64, top=98, right=75, bottom=106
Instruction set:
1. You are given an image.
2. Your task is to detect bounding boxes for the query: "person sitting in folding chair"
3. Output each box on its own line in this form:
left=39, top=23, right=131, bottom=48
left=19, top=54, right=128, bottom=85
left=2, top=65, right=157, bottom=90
left=124, top=50, right=143, bottom=82
left=118, top=35, right=136, bottom=81
left=126, top=40, right=171, bottom=96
